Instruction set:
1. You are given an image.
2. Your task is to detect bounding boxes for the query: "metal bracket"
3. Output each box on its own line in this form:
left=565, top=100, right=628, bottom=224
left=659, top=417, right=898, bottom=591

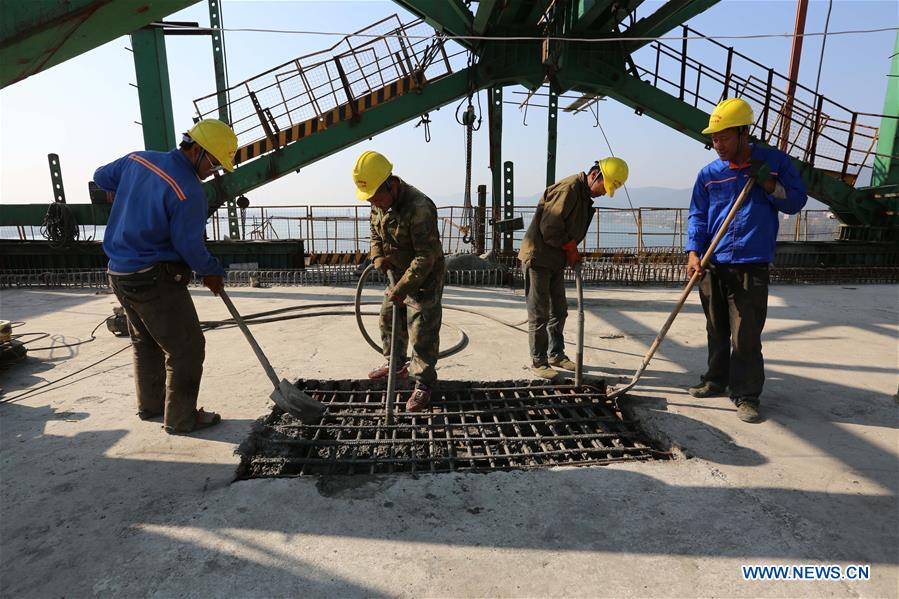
left=47, top=154, right=66, bottom=204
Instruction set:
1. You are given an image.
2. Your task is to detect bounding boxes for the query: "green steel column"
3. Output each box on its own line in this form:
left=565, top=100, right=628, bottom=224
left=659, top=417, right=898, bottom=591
left=131, top=27, right=176, bottom=151
left=546, top=86, right=558, bottom=187
left=872, top=31, right=899, bottom=187
left=208, top=0, right=230, bottom=124
left=206, top=0, right=240, bottom=239
left=489, top=86, right=503, bottom=253
left=503, top=161, right=514, bottom=252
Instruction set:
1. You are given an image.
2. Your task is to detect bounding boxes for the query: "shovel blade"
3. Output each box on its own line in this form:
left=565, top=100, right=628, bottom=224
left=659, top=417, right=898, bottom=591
left=270, top=379, right=325, bottom=422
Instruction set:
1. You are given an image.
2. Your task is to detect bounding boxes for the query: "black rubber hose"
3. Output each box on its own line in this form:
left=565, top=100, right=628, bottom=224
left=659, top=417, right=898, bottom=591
left=355, top=263, right=468, bottom=358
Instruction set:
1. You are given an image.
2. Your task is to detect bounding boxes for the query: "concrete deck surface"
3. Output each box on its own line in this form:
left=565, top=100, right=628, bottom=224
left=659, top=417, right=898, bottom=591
left=1, top=283, right=897, bottom=598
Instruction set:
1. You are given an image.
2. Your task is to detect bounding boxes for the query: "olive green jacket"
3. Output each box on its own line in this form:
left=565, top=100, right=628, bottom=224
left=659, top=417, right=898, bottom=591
left=517, top=172, right=595, bottom=270
left=370, top=180, right=445, bottom=296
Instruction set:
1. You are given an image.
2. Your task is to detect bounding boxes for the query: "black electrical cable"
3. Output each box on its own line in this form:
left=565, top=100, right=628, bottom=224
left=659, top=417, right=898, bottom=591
left=40, top=202, right=80, bottom=249
left=14, top=318, right=108, bottom=351
left=9, top=332, right=50, bottom=344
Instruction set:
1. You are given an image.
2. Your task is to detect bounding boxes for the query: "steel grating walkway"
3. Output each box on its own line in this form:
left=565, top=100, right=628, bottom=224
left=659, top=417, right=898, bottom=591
left=237, top=379, right=663, bottom=478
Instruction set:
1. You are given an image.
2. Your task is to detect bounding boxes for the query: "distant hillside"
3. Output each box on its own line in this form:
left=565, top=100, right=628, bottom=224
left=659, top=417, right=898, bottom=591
left=430, top=186, right=827, bottom=210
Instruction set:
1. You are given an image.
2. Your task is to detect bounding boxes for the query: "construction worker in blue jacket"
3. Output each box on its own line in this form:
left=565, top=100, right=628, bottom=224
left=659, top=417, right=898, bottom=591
left=686, top=98, right=807, bottom=423
left=93, top=119, right=237, bottom=434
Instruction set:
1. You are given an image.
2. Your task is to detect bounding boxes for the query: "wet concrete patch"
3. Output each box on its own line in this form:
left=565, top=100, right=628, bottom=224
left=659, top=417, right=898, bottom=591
left=236, top=378, right=667, bottom=478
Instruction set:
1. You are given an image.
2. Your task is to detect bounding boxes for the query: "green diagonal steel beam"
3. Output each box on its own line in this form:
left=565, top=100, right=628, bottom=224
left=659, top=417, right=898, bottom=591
left=202, top=64, right=545, bottom=209
left=623, top=0, right=719, bottom=52
left=872, top=31, right=899, bottom=187
left=0, top=0, right=201, bottom=88
left=473, top=0, right=502, bottom=34
left=390, top=0, right=474, bottom=48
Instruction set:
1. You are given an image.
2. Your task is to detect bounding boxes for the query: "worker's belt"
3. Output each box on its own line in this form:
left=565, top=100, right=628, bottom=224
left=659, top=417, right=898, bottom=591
left=109, top=262, right=192, bottom=287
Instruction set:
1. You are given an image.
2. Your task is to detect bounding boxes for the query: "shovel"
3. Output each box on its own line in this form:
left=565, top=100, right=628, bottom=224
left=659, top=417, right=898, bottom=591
left=607, top=177, right=757, bottom=400
left=219, top=289, right=325, bottom=422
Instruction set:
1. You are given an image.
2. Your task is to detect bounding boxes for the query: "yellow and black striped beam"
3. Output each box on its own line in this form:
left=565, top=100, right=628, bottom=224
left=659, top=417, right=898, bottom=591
left=307, top=252, right=369, bottom=266
left=235, top=75, right=422, bottom=166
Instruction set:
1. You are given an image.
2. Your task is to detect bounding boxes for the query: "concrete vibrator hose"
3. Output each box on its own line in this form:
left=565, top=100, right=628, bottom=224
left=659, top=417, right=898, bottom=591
left=354, top=263, right=468, bottom=359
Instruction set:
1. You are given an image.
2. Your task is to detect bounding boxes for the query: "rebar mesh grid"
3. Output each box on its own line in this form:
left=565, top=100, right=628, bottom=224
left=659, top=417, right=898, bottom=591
left=237, top=379, right=662, bottom=477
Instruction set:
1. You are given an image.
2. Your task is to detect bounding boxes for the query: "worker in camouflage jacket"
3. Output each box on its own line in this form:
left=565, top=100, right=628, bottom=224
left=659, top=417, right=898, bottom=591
left=518, top=158, right=629, bottom=379
left=353, top=151, right=446, bottom=412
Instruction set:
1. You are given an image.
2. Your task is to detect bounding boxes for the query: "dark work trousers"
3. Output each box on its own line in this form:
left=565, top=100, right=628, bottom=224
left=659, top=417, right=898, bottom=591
left=698, top=263, right=769, bottom=406
left=379, top=265, right=445, bottom=386
left=525, top=264, right=568, bottom=366
left=109, top=263, right=206, bottom=432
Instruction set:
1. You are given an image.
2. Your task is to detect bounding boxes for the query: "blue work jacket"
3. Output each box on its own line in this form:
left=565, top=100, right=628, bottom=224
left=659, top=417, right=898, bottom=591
left=94, top=149, right=225, bottom=276
left=686, top=145, right=808, bottom=264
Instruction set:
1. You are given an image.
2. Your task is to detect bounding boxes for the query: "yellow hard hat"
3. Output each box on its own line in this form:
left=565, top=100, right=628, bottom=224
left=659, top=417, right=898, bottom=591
left=352, top=150, right=393, bottom=201
left=598, top=157, right=629, bottom=197
left=187, top=119, right=237, bottom=172
left=702, top=98, right=754, bottom=135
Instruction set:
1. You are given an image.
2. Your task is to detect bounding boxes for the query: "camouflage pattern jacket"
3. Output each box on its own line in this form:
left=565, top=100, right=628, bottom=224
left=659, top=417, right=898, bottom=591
left=370, top=180, right=445, bottom=296
left=517, top=172, right=595, bottom=271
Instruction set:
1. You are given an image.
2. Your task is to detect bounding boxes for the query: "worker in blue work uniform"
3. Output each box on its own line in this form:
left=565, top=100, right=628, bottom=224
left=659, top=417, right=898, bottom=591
left=93, top=119, right=238, bottom=434
left=686, top=98, right=807, bottom=423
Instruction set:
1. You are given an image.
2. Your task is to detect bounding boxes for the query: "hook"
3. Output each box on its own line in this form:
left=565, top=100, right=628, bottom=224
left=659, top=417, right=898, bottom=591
left=415, top=112, right=432, bottom=143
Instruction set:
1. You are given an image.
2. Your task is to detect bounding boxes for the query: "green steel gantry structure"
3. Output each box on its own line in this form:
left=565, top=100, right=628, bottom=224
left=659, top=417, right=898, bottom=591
left=2, top=0, right=898, bottom=242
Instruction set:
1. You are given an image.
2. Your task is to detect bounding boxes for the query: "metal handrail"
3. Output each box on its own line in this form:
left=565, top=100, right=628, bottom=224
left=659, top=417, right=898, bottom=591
left=634, top=26, right=897, bottom=181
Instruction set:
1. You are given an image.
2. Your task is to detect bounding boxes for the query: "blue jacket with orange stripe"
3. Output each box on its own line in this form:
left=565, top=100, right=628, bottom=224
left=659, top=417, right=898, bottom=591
left=686, top=144, right=807, bottom=264
left=94, top=149, right=225, bottom=276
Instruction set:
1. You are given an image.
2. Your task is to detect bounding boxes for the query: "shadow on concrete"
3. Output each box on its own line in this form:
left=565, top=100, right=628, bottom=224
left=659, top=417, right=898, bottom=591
left=2, top=391, right=896, bottom=597
left=1, top=289, right=112, bottom=322
left=593, top=291, right=899, bottom=496
left=0, top=402, right=386, bottom=598
left=624, top=393, right=767, bottom=466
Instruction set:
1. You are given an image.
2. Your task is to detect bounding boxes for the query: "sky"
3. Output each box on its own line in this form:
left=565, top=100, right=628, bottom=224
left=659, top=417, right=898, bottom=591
left=1, top=0, right=896, bottom=210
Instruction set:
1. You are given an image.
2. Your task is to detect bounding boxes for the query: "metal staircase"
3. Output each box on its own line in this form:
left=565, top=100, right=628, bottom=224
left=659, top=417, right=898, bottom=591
left=620, top=23, right=895, bottom=235
left=193, top=16, right=457, bottom=168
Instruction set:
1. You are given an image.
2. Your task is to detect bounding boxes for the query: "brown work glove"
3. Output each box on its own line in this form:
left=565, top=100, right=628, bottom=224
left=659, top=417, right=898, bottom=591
left=202, top=275, right=224, bottom=296
left=561, top=240, right=581, bottom=267
left=373, top=257, right=391, bottom=273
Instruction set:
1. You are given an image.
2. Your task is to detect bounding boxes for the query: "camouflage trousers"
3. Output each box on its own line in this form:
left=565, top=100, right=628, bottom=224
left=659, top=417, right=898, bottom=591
left=379, top=264, right=445, bottom=385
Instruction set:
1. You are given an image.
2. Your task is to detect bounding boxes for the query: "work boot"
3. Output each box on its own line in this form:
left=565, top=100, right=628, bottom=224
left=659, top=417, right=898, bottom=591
left=368, top=361, right=409, bottom=380
left=163, top=408, right=221, bottom=435
left=687, top=380, right=727, bottom=398
left=549, top=355, right=577, bottom=371
left=137, top=409, right=163, bottom=421
left=736, top=400, right=760, bottom=423
left=406, top=383, right=432, bottom=413
left=531, top=363, right=558, bottom=380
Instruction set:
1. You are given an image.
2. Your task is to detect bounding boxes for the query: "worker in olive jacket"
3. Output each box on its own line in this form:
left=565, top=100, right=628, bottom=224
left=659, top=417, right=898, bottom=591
left=518, top=158, right=629, bottom=379
left=353, top=150, right=446, bottom=412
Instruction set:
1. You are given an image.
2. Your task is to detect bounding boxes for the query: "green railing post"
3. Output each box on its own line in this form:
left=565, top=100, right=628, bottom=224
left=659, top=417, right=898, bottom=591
left=489, top=85, right=504, bottom=253
left=546, top=86, right=558, bottom=187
